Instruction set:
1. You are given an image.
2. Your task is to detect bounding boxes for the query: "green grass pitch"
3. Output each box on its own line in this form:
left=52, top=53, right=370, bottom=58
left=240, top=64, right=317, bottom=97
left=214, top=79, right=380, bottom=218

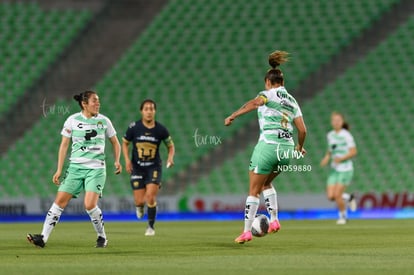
left=0, top=219, right=413, bottom=274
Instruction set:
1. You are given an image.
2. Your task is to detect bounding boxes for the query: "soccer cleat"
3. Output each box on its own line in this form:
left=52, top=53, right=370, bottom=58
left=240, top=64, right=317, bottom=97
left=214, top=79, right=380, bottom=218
left=267, top=220, right=280, bottom=233
left=336, top=218, right=347, bottom=225
left=349, top=193, right=357, bottom=212
left=234, top=231, right=252, bottom=244
left=27, top=234, right=45, bottom=248
left=268, top=220, right=281, bottom=234
left=136, top=206, right=144, bottom=219
left=95, top=236, right=108, bottom=248
left=145, top=227, right=155, bottom=236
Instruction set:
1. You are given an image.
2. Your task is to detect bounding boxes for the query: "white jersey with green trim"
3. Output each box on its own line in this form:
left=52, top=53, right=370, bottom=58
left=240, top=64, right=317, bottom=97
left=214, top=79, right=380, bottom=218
left=61, top=112, right=117, bottom=169
left=257, top=86, right=302, bottom=145
left=327, top=129, right=356, bottom=172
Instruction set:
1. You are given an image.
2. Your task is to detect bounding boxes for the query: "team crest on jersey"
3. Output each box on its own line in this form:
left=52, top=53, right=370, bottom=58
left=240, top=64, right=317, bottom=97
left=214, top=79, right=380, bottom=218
left=97, top=121, right=104, bottom=129
left=129, top=122, right=136, bottom=128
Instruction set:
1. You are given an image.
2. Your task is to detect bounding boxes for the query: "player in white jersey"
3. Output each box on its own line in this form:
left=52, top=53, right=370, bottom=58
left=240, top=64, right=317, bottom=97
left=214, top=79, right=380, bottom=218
left=320, top=112, right=357, bottom=225
left=27, top=91, right=122, bottom=248
left=225, top=51, right=307, bottom=244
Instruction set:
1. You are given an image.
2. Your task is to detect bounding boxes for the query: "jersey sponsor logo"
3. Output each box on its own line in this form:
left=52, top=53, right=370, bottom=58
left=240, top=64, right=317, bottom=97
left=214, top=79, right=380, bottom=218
left=138, top=135, right=157, bottom=142
left=137, top=161, right=155, bottom=167
left=278, top=129, right=292, bottom=139
left=77, top=122, right=98, bottom=129
left=85, top=129, right=98, bottom=141
left=276, top=91, right=295, bottom=103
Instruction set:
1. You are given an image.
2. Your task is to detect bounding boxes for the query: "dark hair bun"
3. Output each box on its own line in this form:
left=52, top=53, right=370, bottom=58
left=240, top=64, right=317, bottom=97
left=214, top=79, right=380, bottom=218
left=73, top=93, right=83, bottom=102
left=269, top=59, right=280, bottom=69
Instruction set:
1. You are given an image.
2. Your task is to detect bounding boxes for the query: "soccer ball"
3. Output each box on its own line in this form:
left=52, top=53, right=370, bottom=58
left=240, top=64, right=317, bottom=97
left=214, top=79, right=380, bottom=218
left=251, top=214, right=270, bottom=237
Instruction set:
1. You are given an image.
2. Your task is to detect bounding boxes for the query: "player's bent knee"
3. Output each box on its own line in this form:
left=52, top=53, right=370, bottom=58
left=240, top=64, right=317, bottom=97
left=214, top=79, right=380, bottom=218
left=146, top=197, right=156, bottom=206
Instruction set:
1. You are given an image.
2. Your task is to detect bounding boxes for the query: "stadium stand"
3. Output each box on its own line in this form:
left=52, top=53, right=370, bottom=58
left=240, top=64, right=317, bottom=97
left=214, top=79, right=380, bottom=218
left=0, top=0, right=407, bottom=198
left=0, top=2, right=91, bottom=115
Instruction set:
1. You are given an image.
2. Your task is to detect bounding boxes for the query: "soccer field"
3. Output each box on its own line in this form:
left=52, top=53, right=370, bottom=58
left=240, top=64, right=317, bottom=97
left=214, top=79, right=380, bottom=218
left=1, top=219, right=413, bottom=275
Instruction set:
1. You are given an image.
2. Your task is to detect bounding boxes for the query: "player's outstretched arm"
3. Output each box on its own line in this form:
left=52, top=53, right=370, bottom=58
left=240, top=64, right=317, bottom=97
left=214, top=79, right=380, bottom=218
left=224, top=97, right=265, bottom=126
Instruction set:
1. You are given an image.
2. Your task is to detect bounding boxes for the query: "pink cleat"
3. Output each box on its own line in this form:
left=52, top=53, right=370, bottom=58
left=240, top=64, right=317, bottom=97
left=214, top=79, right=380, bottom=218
left=234, top=231, right=252, bottom=244
left=268, top=220, right=281, bottom=233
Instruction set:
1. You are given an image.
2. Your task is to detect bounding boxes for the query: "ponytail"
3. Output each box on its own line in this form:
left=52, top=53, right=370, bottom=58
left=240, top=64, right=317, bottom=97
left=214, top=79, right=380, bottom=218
left=268, top=50, right=289, bottom=68
left=342, top=122, right=350, bottom=130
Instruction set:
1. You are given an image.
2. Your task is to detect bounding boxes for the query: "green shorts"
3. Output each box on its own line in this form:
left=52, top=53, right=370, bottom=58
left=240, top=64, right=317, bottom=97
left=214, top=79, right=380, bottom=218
left=249, top=141, right=293, bottom=174
left=59, top=165, right=106, bottom=198
left=327, top=169, right=354, bottom=186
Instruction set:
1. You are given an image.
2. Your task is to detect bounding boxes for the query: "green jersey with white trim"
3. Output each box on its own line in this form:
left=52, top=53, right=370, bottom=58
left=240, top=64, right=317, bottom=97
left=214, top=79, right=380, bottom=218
left=61, top=112, right=117, bottom=169
left=257, top=86, right=302, bottom=145
left=327, top=129, right=356, bottom=172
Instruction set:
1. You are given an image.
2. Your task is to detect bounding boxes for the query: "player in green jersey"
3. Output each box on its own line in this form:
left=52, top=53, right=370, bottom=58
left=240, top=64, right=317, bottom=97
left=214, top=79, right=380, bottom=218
left=320, top=112, right=357, bottom=225
left=225, top=51, right=307, bottom=244
left=27, top=91, right=122, bottom=248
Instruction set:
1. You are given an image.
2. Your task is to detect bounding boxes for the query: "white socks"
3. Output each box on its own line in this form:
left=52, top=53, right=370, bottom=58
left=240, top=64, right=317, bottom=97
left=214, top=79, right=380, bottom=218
left=86, top=206, right=106, bottom=239
left=41, top=203, right=106, bottom=242
left=263, top=186, right=278, bottom=222
left=41, top=203, right=64, bottom=243
left=243, top=196, right=259, bottom=232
